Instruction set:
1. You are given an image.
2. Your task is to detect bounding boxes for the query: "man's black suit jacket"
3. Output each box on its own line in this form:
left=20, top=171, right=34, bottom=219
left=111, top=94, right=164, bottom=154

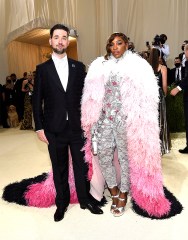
left=169, top=67, right=185, bottom=86
left=178, top=61, right=188, bottom=101
left=33, top=58, right=86, bottom=133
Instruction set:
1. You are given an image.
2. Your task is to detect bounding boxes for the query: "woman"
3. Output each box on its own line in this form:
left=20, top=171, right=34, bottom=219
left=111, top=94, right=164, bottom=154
left=83, top=33, right=130, bottom=217
left=20, top=72, right=34, bottom=130
left=148, top=48, right=171, bottom=155
left=81, top=32, right=171, bottom=217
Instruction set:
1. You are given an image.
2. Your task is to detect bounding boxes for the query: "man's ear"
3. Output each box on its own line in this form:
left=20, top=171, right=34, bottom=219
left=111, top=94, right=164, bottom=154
left=49, top=39, right=52, bottom=46
left=67, top=39, right=70, bottom=47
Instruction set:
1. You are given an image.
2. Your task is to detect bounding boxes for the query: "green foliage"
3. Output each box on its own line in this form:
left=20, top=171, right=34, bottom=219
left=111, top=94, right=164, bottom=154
left=166, top=86, right=185, bottom=132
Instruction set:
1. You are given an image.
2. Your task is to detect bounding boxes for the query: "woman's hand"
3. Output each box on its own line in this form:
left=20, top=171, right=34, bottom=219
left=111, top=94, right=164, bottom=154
left=22, top=79, right=29, bottom=92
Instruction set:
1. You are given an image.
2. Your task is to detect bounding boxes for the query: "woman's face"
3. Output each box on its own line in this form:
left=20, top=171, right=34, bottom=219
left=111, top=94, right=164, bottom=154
left=109, top=36, right=128, bottom=59
left=28, top=74, right=33, bottom=80
left=6, top=77, right=11, bottom=84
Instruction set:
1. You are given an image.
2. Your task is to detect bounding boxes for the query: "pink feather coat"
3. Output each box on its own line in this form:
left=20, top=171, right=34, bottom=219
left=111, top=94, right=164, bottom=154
left=81, top=52, right=171, bottom=217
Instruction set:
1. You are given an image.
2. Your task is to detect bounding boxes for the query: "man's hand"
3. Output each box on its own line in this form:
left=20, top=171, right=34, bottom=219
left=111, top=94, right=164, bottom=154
left=36, top=130, right=49, bottom=144
left=170, top=87, right=180, bottom=96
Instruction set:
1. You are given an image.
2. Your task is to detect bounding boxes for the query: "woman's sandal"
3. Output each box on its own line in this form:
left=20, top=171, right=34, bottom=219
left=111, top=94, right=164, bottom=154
left=110, top=194, right=119, bottom=213
left=113, top=196, right=127, bottom=217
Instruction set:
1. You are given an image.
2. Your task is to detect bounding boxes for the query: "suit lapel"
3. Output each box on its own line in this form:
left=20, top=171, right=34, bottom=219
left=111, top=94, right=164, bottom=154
left=66, top=59, right=76, bottom=92
left=47, top=58, right=65, bottom=92
left=47, top=58, right=76, bottom=93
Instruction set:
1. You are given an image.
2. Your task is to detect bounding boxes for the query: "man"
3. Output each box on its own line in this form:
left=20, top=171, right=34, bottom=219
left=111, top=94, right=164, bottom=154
left=14, top=72, right=27, bottom=121
left=171, top=44, right=188, bottom=154
left=169, top=57, right=185, bottom=86
left=159, top=34, right=170, bottom=63
left=33, top=24, right=103, bottom=222
left=0, top=84, right=7, bottom=127
left=128, top=41, right=136, bottom=53
left=10, top=73, right=17, bottom=84
left=179, top=40, right=188, bottom=67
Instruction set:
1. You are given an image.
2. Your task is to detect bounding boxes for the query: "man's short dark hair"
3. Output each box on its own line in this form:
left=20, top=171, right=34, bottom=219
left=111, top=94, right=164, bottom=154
left=10, top=73, right=16, bottom=78
left=175, top=56, right=181, bottom=61
left=50, top=24, right=70, bottom=38
left=23, top=72, right=27, bottom=77
left=160, top=34, right=167, bottom=41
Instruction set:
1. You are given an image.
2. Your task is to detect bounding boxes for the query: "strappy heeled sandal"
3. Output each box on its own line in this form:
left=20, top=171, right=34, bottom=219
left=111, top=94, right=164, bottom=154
left=110, top=194, right=119, bottom=213
left=113, top=196, right=127, bottom=217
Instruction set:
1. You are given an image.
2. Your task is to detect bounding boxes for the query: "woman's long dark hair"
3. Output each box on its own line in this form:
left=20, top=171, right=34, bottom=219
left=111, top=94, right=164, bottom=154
left=148, top=48, right=160, bottom=74
left=104, top=32, right=129, bottom=60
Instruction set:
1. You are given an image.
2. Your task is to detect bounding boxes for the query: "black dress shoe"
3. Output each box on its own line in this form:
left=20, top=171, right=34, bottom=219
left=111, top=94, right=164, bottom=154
left=80, top=203, right=103, bottom=214
left=179, top=147, right=188, bottom=154
left=88, top=193, right=107, bottom=207
left=54, top=207, right=67, bottom=222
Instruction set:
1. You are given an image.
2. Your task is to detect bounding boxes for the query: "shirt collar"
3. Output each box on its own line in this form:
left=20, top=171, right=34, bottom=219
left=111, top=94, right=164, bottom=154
left=52, top=54, right=67, bottom=64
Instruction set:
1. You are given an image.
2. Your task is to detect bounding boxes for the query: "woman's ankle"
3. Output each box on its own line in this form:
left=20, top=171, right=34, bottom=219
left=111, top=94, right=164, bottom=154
left=116, top=192, right=128, bottom=208
left=109, top=186, right=119, bottom=205
left=109, top=186, right=119, bottom=196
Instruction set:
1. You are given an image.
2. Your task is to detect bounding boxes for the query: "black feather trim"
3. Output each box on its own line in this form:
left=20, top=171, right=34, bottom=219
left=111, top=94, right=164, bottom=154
left=2, top=173, right=48, bottom=205
left=131, top=186, right=183, bottom=219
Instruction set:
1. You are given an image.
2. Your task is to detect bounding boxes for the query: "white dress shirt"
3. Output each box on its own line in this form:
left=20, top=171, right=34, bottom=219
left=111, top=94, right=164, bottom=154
left=182, top=54, right=186, bottom=67
left=156, top=44, right=170, bottom=62
left=52, top=54, right=69, bottom=91
left=176, top=67, right=182, bottom=81
left=52, top=53, right=69, bottom=119
left=161, top=44, right=170, bottom=62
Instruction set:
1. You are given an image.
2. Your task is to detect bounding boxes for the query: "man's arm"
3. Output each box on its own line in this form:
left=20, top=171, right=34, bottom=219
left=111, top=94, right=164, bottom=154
left=33, top=66, right=49, bottom=144
left=161, top=44, right=170, bottom=58
left=170, top=62, right=188, bottom=96
left=32, top=65, right=44, bottom=131
left=170, top=87, right=180, bottom=96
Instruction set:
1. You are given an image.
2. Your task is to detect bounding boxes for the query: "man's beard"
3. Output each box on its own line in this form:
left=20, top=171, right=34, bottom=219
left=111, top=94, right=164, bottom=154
left=52, top=46, right=67, bottom=55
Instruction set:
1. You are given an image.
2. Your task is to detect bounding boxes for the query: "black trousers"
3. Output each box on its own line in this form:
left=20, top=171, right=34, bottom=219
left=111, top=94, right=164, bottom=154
left=184, top=100, right=188, bottom=146
left=45, top=122, right=90, bottom=209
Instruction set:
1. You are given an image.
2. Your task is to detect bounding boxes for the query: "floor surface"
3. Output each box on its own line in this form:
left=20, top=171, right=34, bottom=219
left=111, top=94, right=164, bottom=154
left=0, top=127, right=187, bottom=240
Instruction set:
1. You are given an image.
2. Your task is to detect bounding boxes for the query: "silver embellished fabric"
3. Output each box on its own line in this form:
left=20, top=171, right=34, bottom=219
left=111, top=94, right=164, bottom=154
left=159, top=88, right=171, bottom=154
left=96, top=73, right=130, bottom=192
left=155, top=70, right=171, bottom=155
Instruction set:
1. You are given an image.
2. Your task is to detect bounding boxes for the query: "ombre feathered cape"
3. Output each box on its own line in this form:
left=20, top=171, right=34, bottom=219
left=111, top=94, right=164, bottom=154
left=2, top=53, right=182, bottom=219
left=81, top=52, right=181, bottom=218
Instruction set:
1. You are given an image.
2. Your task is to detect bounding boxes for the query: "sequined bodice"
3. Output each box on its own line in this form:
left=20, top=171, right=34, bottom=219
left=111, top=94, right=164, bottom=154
left=102, top=74, right=122, bottom=122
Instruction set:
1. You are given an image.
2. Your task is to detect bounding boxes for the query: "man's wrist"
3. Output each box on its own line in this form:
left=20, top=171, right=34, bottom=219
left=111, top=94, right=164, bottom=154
left=36, top=129, right=43, bottom=133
